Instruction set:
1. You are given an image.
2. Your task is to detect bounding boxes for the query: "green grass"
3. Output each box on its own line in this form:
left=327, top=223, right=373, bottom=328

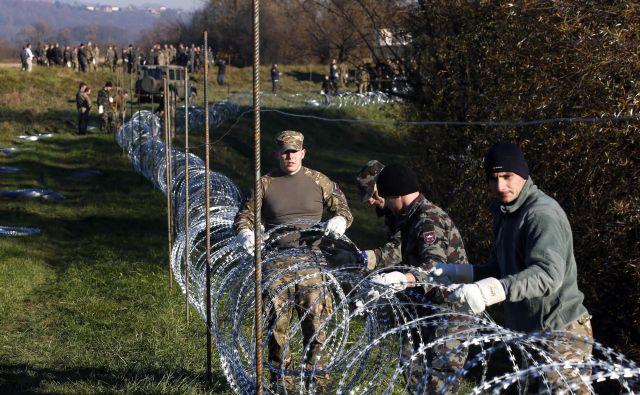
left=0, top=64, right=410, bottom=393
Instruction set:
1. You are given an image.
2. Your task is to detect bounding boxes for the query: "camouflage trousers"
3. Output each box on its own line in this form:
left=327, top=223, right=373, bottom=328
left=401, top=303, right=468, bottom=394
left=542, top=313, right=594, bottom=394
left=267, top=265, right=333, bottom=390
left=100, top=112, right=116, bottom=134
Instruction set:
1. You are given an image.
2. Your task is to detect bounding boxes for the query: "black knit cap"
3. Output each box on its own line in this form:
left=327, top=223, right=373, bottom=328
left=376, top=164, right=419, bottom=198
left=484, top=141, right=529, bottom=179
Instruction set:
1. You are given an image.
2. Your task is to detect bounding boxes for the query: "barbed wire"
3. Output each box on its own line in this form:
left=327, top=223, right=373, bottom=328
left=113, top=109, right=640, bottom=394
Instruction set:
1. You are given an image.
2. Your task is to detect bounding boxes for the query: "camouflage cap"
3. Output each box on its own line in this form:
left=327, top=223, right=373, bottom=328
left=356, top=160, right=385, bottom=202
left=275, top=130, right=304, bottom=153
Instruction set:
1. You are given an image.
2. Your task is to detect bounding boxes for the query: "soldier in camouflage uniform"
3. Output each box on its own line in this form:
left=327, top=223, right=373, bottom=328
left=330, top=160, right=402, bottom=269
left=234, top=130, right=353, bottom=392
left=373, top=163, right=469, bottom=395
left=97, top=81, right=115, bottom=134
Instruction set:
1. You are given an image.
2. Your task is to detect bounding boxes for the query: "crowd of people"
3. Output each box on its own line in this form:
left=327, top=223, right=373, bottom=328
left=20, top=41, right=217, bottom=74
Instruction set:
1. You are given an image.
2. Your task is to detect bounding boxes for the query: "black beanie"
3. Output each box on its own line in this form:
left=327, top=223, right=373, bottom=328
left=376, top=164, right=419, bottom=197
left=484, top=141, right=529, bottom=179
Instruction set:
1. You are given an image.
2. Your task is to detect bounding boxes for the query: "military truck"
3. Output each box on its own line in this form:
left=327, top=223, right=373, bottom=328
left=135, top=65, right=196, bottom=103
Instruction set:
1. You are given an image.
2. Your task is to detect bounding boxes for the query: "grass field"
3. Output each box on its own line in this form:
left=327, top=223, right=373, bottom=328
left=0, top=63, right=409, bottom=393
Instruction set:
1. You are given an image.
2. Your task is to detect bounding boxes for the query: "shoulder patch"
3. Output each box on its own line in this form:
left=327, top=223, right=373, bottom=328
left=423, top=230, right=436, bottom=246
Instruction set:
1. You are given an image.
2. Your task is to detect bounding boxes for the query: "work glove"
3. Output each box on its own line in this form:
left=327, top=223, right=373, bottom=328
left=324, top=216, right=347, bottom=237
left=429, top=263, right=474, bottom=285
left=370, top=271, right=408, bottom=293
left=330, top=250, right=376, bottom=270
left=353, top=289, right=381, bottom=316
left=98, top=105, right=104, bottom=114
left=236, top=229, right=255, bottom=254
left=448, top=277, right=506, bottom=314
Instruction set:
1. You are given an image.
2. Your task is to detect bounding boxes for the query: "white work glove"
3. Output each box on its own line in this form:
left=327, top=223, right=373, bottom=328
left=448, top=277, right=506, bottom=314
left=324, top=216, right=347, bottom=237
left=109, top=96, right=114, bottom=103
left=353, top=289, right=381, bottom=316
left=98, top=105, right=104, bottom=114
left=237, top=229, right=255, bottom=254
left=370, top=271, right=408, bottom=292
left=429, top=263, right=474, bottom=285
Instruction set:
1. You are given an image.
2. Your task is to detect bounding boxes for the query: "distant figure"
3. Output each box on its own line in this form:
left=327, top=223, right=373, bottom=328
left=270, top=63, right=281, bottom=94
left=97, top=81, right=115, bottom=134
left=321, top=75, right=332, bottom=104
left=78, top=43, right=89, bottom=73
left=329, top=58, right=339, bottom=95
left=76, top=83, right=91, bottom=135
left=63, top=45, right=71, bottom=68
left=21, top=43, right=34, bottom=72
left=113, top=90, right=129, bottom=129
left=216, top=58, right=226, bottom=86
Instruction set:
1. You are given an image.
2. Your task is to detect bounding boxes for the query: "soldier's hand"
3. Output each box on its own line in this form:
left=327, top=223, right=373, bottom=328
left=370, top=271, right=408, bottom=293
left=328, top=250, right=357, bottom=267
left=428, top=263, right=474, bottom=285
left=236, top=229, right=255, bottom=254
left=324, top=216, right=347, bottom=237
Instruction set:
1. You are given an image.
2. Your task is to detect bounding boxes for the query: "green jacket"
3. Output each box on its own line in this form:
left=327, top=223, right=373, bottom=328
left=475, top=178, right=588, bottom=332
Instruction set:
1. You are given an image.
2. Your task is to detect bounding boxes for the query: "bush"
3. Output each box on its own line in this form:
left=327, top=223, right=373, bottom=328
left=405, top=1, right=640, bottom=359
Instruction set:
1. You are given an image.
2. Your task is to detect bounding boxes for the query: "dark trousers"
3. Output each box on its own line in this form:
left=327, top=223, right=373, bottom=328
left=77, top=111, right=89, bottom=134
left=217, top=73, right=225, bottom=86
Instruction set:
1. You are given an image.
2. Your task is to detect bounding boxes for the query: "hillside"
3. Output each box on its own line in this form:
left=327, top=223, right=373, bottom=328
left=0, top=0, right=185, bottom=46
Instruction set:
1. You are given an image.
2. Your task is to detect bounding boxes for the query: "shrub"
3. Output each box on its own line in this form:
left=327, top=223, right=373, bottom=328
left=405, top=1, right=640, bottom=359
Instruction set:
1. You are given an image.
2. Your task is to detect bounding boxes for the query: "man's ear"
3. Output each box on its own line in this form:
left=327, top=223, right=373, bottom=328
left=300, top=148, right=306, bottom=160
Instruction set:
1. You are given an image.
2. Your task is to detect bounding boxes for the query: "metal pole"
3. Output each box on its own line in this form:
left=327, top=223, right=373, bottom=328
left=184, top=66, right=190, bottom=324
left=163, top=76, right=173, bottom=289
left=203, top=31, right=213, bottom=386
left=252, top=0, right=263, bottom=392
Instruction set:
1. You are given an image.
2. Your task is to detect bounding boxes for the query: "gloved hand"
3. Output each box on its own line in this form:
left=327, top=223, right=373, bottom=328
left=330, top=250, right=375, bottom=270
left=448, top=277, right=506, bottom=314
left=370, top=271, right=408, bottom=292
left=429, top=263, right=474, bottom=285
left=324, top=216, right=347, bottom=237
left=237, top=229, right=255, bottom=254
left=354, top=289, right=381, bottom=316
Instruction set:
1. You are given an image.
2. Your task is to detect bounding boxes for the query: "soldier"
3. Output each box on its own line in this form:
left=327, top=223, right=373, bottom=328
left=371, top=163, right=469, bottom=394
left=104, top=45, right=113, bottom=71
left=63, top=45, right=71, bottom=68
left=234, top=130, right=353, bottom=392
left=431, top=142, right=594, bottom=393
left=78, top=43, right=89, bottom=73
left=92, top=43, right=100, bottom=71
left=270, top=63, right=281, bottom=95
left=113, top=90, right=128, bottom=129
left=76, top=82, right=90, bottom=135
left=357, top=64, right=370, bottom=94
left=71, top=46, right=78, bottom=71
left=330, top=160, right=401, bottom=270
left=339, top=61, right=349, bottom=87
left=97, top=81, right=115, bottom=134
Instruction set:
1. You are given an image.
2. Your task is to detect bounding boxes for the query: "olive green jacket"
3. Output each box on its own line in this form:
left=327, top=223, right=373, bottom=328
left=475, top=178, right=588, bottom=332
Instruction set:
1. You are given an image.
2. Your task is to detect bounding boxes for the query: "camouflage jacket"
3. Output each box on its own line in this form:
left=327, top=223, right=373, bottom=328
left=234, top=166, right=353, bottom=232
left=371, top=207, right=402, bottom=269
left=97, top=89, right=113, bottom=113
left=398, top=194, right=468, bottom=288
